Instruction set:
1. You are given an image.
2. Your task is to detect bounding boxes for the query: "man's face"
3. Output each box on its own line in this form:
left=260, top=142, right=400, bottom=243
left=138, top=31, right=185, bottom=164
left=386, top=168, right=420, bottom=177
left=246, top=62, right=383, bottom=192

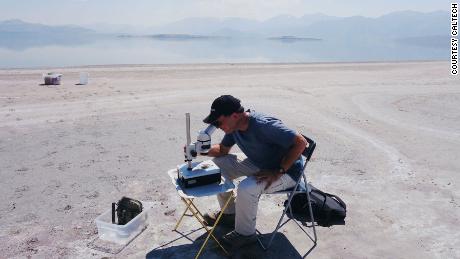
left=213, top=113, right=238, bottom=134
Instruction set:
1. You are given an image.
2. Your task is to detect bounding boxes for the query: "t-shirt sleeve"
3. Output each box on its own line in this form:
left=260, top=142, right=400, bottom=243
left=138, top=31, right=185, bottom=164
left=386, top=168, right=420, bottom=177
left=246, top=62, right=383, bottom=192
left=260, top=118, right=297, bottom=149
left=221, top=133, right=236, bottom=147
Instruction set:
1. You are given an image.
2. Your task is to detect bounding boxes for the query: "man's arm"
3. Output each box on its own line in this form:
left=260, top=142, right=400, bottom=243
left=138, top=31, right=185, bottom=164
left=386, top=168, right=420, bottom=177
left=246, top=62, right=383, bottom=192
left=279, top=133, right=308, bottom=171
left=206, top=143, right=232, bottom=157
left=256, top=133, right=308, bottom=189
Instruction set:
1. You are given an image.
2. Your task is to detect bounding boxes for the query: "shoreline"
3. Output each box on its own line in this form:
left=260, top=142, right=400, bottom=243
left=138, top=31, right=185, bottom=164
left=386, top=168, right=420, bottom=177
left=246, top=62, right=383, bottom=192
left=0, top=59, right=448, bottom=71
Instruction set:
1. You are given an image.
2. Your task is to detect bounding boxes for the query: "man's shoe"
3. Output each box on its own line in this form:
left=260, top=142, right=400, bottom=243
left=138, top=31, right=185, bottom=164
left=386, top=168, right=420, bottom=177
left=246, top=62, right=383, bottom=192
left=202, top=211, right=235, bottom=228
left=221, top=230, right=257, bottom=248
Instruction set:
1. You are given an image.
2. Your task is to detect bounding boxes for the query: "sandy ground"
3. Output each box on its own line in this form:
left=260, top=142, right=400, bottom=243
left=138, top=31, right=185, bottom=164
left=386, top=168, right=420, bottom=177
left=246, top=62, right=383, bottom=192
left=0, top=61, right=459, bottom=259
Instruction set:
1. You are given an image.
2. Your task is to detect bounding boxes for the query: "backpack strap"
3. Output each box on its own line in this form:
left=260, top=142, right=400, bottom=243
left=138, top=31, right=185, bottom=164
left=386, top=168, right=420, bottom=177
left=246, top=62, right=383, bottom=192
left=311, top=189, right=347, bottom=226
left=311, top=189, right=327, bottom=210
left=311, top=187, right=347, bottom=211
left=324, top=193, right=347, bottom=211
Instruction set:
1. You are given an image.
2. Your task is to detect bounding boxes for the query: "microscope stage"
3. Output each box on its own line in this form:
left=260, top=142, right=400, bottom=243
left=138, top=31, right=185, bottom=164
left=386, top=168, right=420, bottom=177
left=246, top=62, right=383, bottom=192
left=177, top=160, right=222, bottom=188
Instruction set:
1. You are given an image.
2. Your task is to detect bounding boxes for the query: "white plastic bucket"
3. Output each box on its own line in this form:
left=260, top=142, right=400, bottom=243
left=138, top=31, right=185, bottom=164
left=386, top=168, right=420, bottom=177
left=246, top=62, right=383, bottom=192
left=95, top=201, right=153, bottom=244
left=79, top=72, right=89, bottom=85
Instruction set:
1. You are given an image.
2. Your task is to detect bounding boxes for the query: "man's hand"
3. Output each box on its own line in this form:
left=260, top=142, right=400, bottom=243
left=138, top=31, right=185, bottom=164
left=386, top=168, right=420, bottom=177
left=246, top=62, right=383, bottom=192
left=255, top=169, right=282, bottom=190
left=206, top=144, right=231, bottom=157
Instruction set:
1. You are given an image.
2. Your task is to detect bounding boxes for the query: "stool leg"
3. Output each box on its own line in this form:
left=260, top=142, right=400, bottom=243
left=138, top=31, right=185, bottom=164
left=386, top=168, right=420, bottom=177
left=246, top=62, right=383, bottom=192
left=266, top=206, right=290, bottom=249
left=187, top=201, right=227, bottom=253
left=188, top=201, right=207, bottom=222
left=175, top=197, right=229, bottom=257
left=174, top=198, right=194, bottom=231
left=195, top=194, right=233, bottom=259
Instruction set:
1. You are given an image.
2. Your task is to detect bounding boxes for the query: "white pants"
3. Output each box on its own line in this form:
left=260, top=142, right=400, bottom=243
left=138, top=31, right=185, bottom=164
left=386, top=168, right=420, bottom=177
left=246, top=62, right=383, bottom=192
left=212, top=153, right=296, bottom=235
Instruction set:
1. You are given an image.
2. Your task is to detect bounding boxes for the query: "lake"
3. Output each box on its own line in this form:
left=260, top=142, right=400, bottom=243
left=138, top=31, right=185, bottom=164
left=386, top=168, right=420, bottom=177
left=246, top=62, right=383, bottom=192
left=0, top=35, right=448, bottom=68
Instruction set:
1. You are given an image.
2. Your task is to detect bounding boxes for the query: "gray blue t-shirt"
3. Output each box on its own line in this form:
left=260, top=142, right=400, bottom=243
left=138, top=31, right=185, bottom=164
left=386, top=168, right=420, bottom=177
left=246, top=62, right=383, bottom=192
left=221, top=111, right=303, bottom=180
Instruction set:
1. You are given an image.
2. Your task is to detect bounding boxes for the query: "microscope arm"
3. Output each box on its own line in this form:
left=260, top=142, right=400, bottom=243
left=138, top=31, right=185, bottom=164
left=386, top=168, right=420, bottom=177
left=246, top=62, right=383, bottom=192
left=184, top=113, right=216, bottom=170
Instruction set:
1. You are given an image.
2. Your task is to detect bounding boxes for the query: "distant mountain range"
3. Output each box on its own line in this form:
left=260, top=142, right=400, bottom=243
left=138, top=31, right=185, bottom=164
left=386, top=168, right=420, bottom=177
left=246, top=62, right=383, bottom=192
left=0, top=10, right=449, bottom=42
left=124, top=10, right=448, bottom=40
left=144, top=13, right=340, bottom=37
left=0, top=19, right=94, bottom=35
left=300, top=11, right=448, bottom=40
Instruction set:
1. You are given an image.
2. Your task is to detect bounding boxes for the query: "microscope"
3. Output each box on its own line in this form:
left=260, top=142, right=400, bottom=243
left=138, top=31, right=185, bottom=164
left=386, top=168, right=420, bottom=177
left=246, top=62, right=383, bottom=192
left=177, top=113, right=222, bottom=188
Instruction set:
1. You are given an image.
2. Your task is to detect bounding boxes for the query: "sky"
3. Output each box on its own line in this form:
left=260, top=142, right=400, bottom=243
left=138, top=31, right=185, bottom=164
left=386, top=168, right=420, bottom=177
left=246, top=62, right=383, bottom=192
left=0, top=0, right=452, bottom=26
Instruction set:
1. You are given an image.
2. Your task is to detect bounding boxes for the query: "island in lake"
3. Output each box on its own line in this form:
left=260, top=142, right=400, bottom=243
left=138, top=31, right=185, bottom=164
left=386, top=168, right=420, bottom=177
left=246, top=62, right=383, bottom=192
left=268, top=36, right=322, bottom=42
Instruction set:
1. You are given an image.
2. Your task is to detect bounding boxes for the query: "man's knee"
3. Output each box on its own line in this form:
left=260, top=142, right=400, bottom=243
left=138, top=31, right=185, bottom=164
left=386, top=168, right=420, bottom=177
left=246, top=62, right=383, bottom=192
left=212, top=154, right=237, bottom=167
left=237, top=177, right=260, bottom=196
left=212, top=154, right=238, bottom=179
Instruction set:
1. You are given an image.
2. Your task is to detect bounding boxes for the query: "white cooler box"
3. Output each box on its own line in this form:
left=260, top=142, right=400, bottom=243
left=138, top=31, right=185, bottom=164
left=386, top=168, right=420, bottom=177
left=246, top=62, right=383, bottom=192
left=43, top=73, right=62, bottom=85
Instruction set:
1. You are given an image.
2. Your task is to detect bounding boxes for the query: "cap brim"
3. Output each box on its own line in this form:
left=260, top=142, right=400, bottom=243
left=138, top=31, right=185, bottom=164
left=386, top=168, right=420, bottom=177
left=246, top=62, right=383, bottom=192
left=203, top=113, right=217, bottom=124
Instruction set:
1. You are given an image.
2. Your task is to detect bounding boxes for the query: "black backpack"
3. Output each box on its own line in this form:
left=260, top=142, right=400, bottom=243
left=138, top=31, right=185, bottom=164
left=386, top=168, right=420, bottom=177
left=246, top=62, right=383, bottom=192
left=285, top=185, right=346, bottom=227
left=112, top=197, right=143, bottom=225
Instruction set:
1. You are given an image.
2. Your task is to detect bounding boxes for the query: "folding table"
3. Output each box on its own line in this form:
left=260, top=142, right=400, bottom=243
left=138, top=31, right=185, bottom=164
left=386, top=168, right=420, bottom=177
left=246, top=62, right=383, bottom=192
left=167, top=168, right=235, bottom=259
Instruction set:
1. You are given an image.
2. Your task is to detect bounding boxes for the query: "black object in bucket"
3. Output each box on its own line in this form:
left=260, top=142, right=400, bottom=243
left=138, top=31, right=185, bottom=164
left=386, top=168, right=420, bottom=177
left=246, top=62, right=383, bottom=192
left=285, top=184, right=346, bottom=227
left=111, top=197, right=143, bottom=225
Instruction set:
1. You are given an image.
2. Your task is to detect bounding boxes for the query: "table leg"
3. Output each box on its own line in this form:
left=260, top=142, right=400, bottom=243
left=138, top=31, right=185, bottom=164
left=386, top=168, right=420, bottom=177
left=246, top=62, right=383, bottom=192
left=174, top=197, right=229, bottom=256
left=194, top=194, right=233, bottom=259
left=174, top=198, right=195, bottom=231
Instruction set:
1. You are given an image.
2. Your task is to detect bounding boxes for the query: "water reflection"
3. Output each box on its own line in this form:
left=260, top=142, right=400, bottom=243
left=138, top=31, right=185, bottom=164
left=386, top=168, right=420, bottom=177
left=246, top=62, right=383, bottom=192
left=0, top=32, right=100, bottom=51
left=0, top=34, right=448, bottom=68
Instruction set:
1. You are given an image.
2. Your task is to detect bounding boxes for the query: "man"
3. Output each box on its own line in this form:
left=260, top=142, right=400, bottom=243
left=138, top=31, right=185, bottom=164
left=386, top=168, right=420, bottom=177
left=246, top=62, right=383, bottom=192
left=201, top=95, right=308, bottom=248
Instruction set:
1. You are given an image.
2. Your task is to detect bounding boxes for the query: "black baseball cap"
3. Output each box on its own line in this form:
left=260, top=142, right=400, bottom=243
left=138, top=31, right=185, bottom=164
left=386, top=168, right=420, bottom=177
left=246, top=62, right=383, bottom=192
left=203, top=95, right=243, bottom=124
